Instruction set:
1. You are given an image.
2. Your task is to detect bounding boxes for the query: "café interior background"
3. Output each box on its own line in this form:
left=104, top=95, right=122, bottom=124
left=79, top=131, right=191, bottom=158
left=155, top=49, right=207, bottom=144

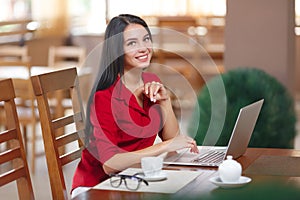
left=1, top=0, right=300, bottom=199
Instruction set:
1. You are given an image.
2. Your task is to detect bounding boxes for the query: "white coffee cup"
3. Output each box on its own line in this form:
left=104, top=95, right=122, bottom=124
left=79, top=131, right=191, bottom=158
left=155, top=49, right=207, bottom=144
left=141, top=157, right=163, bottom=177
left=218, top=155, right=242, bottom=183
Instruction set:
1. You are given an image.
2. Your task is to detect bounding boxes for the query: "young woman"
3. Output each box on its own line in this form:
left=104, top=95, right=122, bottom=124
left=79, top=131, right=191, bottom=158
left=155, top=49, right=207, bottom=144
left=71, top=14, right=198, bottom=197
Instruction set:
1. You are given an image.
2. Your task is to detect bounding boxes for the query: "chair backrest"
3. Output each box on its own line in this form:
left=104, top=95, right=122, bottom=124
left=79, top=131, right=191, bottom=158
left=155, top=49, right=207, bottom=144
left=0, top=60, right=40, bottom=173
left=0, top=45, right=29, bottom=62
left=0, top=60, right=33, bottom=101
left=48, top=46, right=86, bottom=69
left=30, top=67, right=85, bottom=200
left=0, top=60, right=36, bottom=132
left=0, top=60, right=35, bottom=132
left=0, top=78, right=34, bottom=200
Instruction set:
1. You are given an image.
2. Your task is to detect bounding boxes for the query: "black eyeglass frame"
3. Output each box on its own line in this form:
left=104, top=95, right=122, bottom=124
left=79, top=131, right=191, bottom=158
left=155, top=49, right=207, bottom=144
left=109, top=173, right=149, bottom=191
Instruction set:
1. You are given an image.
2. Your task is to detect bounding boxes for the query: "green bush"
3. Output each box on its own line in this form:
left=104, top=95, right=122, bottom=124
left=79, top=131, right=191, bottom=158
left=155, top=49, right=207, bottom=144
left=188, top=67, right=297, bottom=148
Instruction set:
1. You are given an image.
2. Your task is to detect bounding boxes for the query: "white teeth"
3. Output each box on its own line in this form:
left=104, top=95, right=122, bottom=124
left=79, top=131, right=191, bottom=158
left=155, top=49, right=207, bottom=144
left=137, top=55, right=147, bottom=60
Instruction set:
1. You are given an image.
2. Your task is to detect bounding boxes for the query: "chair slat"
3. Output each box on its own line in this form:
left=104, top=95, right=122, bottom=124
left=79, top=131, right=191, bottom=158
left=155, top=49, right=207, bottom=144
left=0, top=129, right=17, bottom=143
left=56, top=131, right=81, bottom=148
left=52, top=115, right=75, bottom=130
left=0, top=167, right=26, bottom=187
left=0, top=30, right=28, bottom=37
left=60, top=147, right=83, bottom=166
left=0, top=147, right=21, bottom=165
left=51, top=113, right=84, bottom=131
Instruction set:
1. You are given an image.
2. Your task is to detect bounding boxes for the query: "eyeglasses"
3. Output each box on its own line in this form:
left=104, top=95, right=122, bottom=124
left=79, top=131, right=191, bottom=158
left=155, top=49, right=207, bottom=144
left=109, top=174, right=149, bottom=191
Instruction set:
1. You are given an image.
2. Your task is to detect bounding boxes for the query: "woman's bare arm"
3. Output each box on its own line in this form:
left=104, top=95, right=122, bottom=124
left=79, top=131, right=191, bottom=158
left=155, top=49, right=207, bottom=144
left=103, top=134, right=197, bottom=175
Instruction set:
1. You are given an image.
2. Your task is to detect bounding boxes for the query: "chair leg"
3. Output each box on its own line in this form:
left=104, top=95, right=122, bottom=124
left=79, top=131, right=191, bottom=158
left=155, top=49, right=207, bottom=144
left=31, top=123, right=36, bottom=174
left=22, top=125, right=28, bottom=155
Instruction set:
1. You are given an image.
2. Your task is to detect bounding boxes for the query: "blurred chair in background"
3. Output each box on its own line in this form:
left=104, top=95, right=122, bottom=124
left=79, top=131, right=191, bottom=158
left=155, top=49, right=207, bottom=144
left=0, top=45, right=30, bottom=62
left=0, top=78, right=35, bottom=200
left=188, top=67, right=297, bottom=148
left=48, top=46, right=86, bottom=69
left=31, top=67, right=85, bottom=200
left=48, top=45, right=87, bottom=123
left=154, top=16, right=199, bottom=78
left=0, top=60, right=40, bottom=174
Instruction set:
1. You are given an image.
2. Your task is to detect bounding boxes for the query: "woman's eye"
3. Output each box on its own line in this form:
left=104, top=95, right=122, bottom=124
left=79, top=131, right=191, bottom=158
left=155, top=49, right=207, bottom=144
left=144, top=37, right=151, bottom=42
left=127, top=41, right=136, bottom=46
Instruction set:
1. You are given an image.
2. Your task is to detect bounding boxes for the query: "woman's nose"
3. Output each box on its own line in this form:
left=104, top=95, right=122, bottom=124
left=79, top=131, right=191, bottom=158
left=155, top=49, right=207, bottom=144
left=137, top=43, right=148, bottom=52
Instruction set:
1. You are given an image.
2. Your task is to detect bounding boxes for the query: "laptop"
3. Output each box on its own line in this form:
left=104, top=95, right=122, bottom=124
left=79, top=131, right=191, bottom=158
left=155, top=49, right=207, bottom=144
left=163, top=99, right=264, bottom=167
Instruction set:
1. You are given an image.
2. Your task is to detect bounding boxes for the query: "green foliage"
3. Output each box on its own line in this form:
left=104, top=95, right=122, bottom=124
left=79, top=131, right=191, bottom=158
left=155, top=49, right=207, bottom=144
left=188, top=67, right=297, bottom=148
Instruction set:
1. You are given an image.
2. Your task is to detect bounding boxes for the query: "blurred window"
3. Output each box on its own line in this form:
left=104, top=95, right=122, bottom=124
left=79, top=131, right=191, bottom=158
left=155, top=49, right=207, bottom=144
left=68, top=0, right=226, bottom=34
left=0, top=0, right=30, bottom=21
left=1, top=0, right=299, bottom=35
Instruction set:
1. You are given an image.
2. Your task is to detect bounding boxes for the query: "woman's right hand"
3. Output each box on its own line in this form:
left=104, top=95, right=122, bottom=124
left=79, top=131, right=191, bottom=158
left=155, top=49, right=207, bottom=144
left=164, top=135, right=199, bottom=153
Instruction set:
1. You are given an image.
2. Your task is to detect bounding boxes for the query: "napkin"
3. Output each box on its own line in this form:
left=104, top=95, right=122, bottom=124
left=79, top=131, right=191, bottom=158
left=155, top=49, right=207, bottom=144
left=93, top=168, right=202, bottom=193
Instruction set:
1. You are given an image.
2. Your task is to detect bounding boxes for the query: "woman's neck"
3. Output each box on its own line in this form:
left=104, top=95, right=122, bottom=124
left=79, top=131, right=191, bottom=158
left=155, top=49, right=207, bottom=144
left=122, top=69, right=144, bottom=92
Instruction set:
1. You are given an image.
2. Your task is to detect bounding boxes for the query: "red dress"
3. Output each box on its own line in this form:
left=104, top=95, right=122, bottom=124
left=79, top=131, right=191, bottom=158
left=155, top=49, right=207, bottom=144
left=71, top=72, right=163, bottom=190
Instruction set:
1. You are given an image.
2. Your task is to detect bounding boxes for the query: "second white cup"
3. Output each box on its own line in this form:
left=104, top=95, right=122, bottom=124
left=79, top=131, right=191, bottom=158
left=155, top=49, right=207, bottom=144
left=141, top=157, right=163, bottom=177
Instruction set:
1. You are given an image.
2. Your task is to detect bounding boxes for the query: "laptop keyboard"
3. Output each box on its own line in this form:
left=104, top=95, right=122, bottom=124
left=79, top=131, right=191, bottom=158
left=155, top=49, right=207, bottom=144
left=191, top=150, right=225, bottom=165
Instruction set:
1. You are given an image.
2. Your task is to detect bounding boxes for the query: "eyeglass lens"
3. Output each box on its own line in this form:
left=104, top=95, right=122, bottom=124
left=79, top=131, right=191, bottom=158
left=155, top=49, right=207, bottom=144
left=110, top=175, right=141, bottom=190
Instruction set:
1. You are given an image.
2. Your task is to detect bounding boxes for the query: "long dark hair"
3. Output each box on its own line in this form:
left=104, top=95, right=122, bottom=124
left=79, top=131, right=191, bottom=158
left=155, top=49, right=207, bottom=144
left=84, top=14, right=152, bottom=145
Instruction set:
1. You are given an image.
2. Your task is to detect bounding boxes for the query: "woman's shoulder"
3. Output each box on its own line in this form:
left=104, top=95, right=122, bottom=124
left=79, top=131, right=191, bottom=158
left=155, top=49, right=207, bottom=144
left=94, top=85, right=114, bottom=98
left=142, top=72, right=161, bottom=82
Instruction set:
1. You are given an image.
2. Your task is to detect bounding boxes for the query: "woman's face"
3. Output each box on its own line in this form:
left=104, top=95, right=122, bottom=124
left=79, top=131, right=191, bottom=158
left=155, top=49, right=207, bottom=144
left=123, top=24, right=153, bottom=70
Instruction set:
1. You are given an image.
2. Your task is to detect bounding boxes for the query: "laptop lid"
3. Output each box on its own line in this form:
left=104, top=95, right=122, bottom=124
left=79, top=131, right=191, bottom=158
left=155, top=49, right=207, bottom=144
left=225, top=99, right=264, bottom=159
left=163, top=99, right=264, bottom=166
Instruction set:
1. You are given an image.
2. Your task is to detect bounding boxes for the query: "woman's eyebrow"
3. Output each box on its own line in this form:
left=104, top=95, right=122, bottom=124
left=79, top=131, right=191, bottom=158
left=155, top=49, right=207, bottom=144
left=143, top=33, right=150, bottom=38
left=125, top=33, right=150, bottom=42
left=124, top=38, right=137, bottom=42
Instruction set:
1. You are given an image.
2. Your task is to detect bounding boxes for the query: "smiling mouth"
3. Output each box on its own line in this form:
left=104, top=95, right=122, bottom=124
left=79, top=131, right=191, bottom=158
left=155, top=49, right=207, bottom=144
left=136, top=54, right=148, bottom=61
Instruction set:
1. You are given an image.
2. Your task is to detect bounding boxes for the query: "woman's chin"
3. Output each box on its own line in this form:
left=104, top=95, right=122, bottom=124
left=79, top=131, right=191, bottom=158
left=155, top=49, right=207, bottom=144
left=137, top=63, right=150, bottom=69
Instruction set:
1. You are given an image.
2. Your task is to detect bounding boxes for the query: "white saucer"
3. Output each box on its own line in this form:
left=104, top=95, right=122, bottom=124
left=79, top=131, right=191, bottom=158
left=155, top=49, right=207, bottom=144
left=136, top=172, right=167, bottom=181
left=209, top=176, right=252, bottom=189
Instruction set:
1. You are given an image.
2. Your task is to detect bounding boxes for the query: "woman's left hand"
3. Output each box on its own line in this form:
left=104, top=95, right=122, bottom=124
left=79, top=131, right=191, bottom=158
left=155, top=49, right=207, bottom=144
left=143, top=81, right=169, bottom=103
left=164, top=134, right=199, bottom=154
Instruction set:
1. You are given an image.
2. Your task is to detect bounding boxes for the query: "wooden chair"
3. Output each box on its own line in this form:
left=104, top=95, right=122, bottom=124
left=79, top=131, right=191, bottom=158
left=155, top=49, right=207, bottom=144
left=0, top=60, right=41, bottom=174
left=30, top=67, right=85, bottom=200
left=155, top=16, right=199, bottom=77
left=0, top=78, right=35, bottom=200
left=0, top=45, right=30, bottom=62
left=48, top=45, right=87, bottom=129
left=48, top=46, right=86, bottom=69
